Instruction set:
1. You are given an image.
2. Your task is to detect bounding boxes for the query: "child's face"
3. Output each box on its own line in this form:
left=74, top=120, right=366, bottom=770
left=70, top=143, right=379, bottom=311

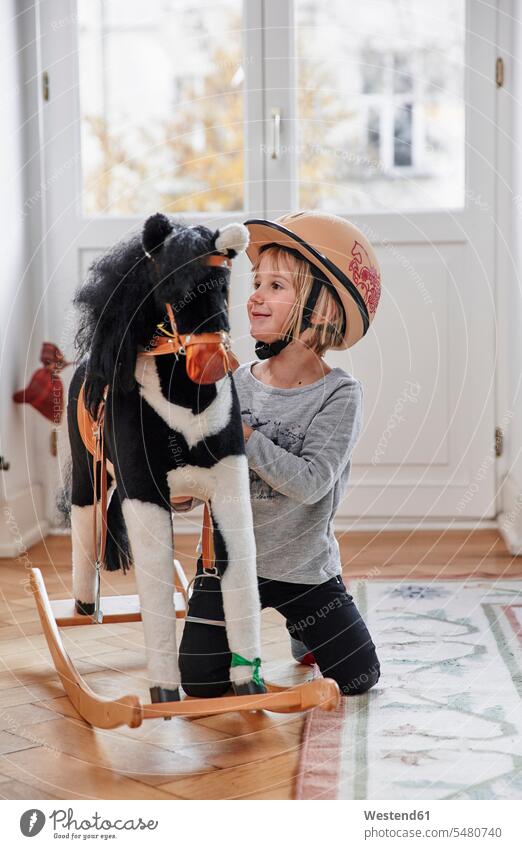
left=247, top=252, right=297, bottom=343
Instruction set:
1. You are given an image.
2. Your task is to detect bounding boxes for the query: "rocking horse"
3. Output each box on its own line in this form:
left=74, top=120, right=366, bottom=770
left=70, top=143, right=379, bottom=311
left=30, top=213, right=339, bottom=728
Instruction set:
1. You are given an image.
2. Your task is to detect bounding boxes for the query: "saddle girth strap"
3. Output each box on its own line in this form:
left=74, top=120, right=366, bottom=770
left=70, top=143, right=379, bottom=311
left=201, top=502, right=215, bottom=573
left=91, top=387, right=108, bottom=567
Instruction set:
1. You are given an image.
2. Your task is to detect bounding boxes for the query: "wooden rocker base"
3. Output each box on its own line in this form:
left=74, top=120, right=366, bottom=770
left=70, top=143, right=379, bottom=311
left=30, top=567, right=340, bottom=729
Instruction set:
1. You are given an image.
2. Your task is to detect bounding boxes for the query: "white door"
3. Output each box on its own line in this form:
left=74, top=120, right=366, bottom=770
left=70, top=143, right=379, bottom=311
left=258, top=0, right=499, bottom=523
left=39, top=0, right=498, bottom=524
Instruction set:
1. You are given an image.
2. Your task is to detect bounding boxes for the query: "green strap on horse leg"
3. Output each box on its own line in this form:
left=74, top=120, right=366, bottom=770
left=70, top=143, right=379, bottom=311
left=230, top=653, right=263, bottom=686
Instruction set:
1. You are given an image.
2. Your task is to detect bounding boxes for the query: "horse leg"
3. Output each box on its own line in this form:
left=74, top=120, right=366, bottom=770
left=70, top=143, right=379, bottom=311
left=208, top=455, right=264, bottom=694
left=68, top=407, right=113, bottom=615
left=121, top=497, right=180, bottom=703
left=71, top=499, right=106, bottom=615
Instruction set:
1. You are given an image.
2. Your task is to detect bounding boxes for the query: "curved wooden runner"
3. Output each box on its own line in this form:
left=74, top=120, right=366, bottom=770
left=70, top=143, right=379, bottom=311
left=30, top=567, right=340, bottom=729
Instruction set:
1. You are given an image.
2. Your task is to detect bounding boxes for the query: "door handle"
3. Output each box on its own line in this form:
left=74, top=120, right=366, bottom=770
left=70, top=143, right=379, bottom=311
left=270, top=107, right=281, bottom=160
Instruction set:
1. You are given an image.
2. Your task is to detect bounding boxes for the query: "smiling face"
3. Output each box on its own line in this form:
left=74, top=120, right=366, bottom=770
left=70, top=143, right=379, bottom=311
left=247, top=249, right=298, bottom=343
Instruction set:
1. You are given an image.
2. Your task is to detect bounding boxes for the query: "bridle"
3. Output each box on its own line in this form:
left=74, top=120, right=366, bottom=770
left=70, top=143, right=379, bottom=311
left=141, top=252, right=238, bottom=382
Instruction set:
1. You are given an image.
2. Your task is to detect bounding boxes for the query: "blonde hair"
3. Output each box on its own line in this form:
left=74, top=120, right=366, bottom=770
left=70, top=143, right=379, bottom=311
left=252, top=244, right=345, bottom=356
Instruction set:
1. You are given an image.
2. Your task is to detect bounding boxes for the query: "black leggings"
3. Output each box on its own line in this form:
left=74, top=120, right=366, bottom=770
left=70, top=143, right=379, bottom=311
left=179, top=562, right=381, bottom=697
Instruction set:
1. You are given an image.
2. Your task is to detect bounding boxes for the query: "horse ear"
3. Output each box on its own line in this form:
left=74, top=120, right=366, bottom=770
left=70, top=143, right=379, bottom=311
left=213, top=223, right=250, bottom=258
left=142, top=213, right=173, bottom=258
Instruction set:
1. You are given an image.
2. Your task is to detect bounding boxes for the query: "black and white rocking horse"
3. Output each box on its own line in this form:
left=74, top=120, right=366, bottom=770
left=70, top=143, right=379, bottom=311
left=67, top=213, right=265, bottom=704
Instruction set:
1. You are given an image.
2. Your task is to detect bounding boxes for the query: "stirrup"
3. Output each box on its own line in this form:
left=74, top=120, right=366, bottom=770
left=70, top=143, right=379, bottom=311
left=186, top=564, right=221, bottom=601
left=149, top=685, right=181, bottom=721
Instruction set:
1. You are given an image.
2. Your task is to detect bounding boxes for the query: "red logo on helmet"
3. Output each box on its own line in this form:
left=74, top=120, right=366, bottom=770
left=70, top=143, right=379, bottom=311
left=349, top=241, right=381, bottom=315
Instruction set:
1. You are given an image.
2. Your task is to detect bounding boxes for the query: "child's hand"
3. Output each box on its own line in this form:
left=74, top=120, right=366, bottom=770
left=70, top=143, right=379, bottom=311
left=242, top=422, right=254, bottom=442
left=171, top=496, right=198, bottom=512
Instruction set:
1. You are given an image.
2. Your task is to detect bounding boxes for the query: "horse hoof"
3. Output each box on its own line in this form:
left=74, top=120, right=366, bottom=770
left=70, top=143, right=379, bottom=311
left=75, top=600, right=95, bottom=616
left=149, top=686, right=181, bottom=720
left=232, top=680, right=267, bottom=696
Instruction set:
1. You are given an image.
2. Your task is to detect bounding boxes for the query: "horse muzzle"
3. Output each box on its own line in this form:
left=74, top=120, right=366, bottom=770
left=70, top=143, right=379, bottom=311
left=184, top=333, right=239, bottom=384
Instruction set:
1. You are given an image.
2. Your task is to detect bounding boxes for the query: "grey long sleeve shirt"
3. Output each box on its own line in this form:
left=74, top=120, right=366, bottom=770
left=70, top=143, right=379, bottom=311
left=234, top=360, right=363, bottom=584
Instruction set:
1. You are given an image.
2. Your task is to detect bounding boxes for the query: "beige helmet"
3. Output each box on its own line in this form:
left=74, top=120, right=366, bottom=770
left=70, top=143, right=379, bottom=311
left=244, top=210, right=381, bottom=349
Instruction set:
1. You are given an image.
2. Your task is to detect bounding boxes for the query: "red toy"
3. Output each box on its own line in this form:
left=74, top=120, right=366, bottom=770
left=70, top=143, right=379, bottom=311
left=12, top=342, right=71, bottom=424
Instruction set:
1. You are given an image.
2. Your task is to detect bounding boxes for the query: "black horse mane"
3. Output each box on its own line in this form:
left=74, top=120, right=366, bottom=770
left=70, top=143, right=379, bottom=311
left=73, top=230, right=155, bottom=417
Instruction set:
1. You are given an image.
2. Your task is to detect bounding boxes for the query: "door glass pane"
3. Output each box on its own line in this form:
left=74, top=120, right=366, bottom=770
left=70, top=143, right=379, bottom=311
left=78, top=0, right=244, bottom=215
left=295, top=0, right=465, bottom=212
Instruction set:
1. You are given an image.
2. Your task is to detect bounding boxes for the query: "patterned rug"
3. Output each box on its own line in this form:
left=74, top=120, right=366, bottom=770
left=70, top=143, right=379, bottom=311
left=296, top=579, right=522, bottom=799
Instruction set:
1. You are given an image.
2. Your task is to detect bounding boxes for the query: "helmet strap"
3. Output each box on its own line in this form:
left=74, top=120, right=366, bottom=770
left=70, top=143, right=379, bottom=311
left=255, top=336, right=293, bottom=359
left=300, top=275, right=324, bottom=331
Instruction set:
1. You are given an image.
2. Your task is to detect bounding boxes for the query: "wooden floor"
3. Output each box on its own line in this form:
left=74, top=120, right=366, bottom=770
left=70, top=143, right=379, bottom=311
left=0, top=527, right=520, bottom=800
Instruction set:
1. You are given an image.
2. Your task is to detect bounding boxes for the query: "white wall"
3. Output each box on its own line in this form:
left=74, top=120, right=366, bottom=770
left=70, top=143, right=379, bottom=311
left=498, top=2, right=522, bottom=553
left=0, top=1, right=48, bottom=556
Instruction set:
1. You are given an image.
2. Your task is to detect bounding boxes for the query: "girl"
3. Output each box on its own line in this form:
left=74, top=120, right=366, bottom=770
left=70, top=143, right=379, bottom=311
left=177, top=210, right=382, bottom=697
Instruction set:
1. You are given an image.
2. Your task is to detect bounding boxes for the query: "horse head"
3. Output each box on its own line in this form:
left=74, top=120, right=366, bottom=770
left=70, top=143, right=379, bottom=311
left=75, top=214, right=249, bottom=416
left=141, top=213, right=249, bottom=384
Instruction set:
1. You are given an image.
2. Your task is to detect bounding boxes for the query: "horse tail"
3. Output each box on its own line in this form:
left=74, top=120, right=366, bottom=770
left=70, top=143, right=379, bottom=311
left=104, top=488, right=132, bottom=574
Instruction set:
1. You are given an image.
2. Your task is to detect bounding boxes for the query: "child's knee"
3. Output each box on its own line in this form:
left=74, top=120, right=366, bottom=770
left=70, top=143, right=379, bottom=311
left=338, top=652, right=381, bottom=696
